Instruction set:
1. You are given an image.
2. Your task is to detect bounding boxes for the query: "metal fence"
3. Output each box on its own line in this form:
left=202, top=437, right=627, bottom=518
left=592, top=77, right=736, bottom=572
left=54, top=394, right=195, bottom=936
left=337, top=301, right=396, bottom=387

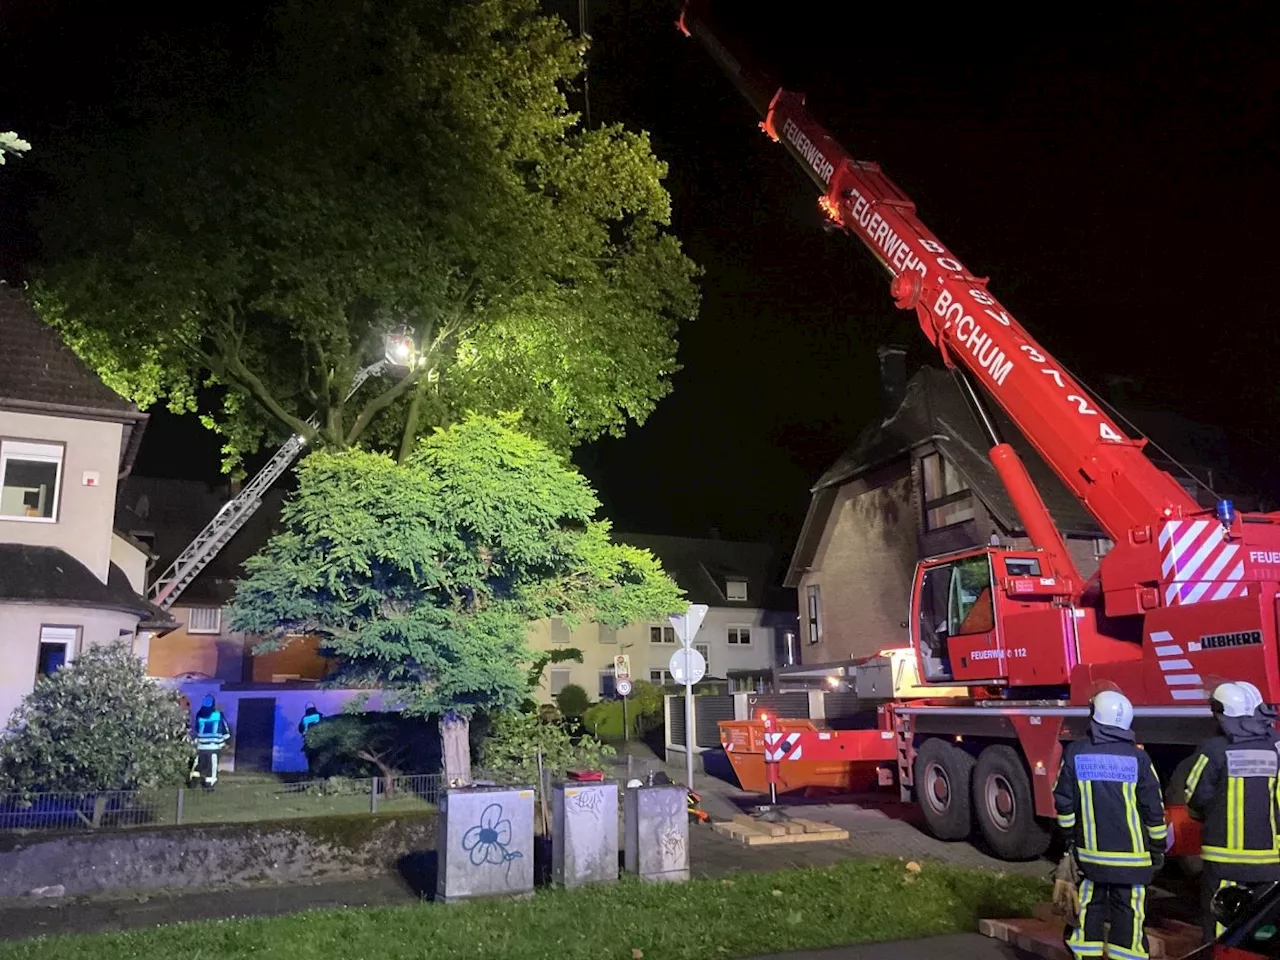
left=0, top=773, right=443, bottom=834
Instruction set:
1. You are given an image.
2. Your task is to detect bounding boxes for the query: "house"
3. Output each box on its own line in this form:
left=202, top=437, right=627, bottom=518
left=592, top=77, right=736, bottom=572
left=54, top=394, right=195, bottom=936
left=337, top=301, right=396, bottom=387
left=114, top=477, right=332, bottom=684
left=530, top=533, right=798, bottom=704
left=0, top=283, right=173, bottom=725
left=784, top=346, right=1249, bottom=667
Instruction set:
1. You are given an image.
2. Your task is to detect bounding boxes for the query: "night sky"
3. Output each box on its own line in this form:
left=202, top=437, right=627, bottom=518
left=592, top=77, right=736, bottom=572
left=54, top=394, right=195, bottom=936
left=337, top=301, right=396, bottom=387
left=3, top=1, right=1278, bottom=560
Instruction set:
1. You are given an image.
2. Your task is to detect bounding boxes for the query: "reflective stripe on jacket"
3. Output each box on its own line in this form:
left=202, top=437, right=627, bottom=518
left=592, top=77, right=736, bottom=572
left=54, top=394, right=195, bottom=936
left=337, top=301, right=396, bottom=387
left=1053, top=725, right=1166, bottom=885
left=195, top=709, right=230, bottom=750
left=1186, top=728, right=1280, bottom=881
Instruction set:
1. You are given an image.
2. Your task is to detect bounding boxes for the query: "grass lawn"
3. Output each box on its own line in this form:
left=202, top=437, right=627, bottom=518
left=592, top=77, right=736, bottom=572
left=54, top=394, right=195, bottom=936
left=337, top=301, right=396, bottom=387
left=0, top=858, right=1047, bottom=960
left=168, top=777, right=435, bottom=826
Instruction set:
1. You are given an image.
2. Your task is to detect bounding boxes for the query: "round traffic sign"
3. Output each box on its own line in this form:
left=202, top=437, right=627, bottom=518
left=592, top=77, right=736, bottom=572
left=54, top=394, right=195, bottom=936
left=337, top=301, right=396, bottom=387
left=668, top=647, right=707, bottom=685
left=616, top=678, right=633, bottom=697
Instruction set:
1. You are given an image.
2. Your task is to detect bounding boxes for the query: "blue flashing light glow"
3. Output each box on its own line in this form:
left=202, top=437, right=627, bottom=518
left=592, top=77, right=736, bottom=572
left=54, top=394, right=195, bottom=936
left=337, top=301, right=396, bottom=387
left=1217, top=499, right=1236, bottom=526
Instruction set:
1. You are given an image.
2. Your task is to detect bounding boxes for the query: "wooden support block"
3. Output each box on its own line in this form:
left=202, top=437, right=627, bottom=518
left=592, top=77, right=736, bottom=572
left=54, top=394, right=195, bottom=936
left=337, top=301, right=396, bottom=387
left=788, top=817, right=842, bottom=834
left=784, top=821, right=807, bottom=835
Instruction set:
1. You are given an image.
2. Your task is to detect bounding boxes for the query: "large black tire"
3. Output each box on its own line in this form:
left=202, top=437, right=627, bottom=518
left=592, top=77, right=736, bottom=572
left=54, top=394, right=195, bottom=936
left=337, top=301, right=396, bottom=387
left=914, top=738, right=975, bottom=841
left=973, top=745, right=1052, bottom=861
left=1166, top=754, right=1203, bottom=879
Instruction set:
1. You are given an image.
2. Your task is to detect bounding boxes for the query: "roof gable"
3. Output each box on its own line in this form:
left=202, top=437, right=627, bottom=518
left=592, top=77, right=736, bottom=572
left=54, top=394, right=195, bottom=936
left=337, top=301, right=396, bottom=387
left=0, top=283, right=139, bottom=419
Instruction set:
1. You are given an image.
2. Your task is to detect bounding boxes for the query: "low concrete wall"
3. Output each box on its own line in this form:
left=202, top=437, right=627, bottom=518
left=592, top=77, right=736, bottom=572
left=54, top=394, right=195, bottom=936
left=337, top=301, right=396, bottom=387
left=0, top=812, right=436, bottom=902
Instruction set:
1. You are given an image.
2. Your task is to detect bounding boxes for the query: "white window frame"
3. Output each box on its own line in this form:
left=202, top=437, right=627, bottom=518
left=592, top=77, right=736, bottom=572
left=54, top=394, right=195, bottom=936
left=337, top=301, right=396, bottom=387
left=649, top=625, right=676, bottom=644
left=598, top=624, right=617, bottom=644
left=727, top=626, right=752, bottom=645
left=37, top=625, right=79, bottom=677
left=550, top=618, right=571, bottom=644
left=0, top=440, right=64, bottom=523
left=649, top=669, right=670, bottom=683
left=725, top=578, right=748, bottom=601
left=549, top=668, right=571, bottom=695
left=695, top=642, right=710, bottom=674
left=187, top=606, right=222, bottom=634
left=598, top=670, right=616, bottom=699
left=807, top=584, right=822, bottom=645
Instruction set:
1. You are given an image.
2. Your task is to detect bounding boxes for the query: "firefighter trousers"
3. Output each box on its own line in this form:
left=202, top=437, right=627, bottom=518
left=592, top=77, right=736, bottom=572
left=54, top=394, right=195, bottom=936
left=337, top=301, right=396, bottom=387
left=196, top=749, right=220, bottom=788
left=1065, top=879, right=1149, bottom=960
left=1200, top=863, right=1273, bottom=944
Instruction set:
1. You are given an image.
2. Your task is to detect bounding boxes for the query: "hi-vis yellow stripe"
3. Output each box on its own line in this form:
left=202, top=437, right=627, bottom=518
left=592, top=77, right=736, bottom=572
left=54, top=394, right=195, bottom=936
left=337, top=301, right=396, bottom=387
left=1122, top=782, right=1143, bottom=853
left=1185, top=754, right=1210, bottom=802
left=1082, top=781, right=1097, bottom=850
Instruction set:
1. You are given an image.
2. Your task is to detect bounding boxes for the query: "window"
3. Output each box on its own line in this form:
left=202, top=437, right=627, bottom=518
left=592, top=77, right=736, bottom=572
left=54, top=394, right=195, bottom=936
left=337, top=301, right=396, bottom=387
left=1094, top=538, right=1114, bottom=559
left=650, top=625, right=676, bottom=644
left=806, top=584, right=822, bottom=645
left=727, top=627, right=752, bottom=645
left=1005, top=558, right=1041, bottom=577
left=695, top=642, right=710, bottom=674
left=921, top=452, right=975, bottom=531
left=549, top=668, right=571, bottom=694
left=599, top=671, right=616, bottom=699
left=916, top=554, right=995, bottom=682
left=37, top=625, right=78, bottom=677
left=0, top=440, right=64, bottom=522
left=649, top=669, right=670, bottom=683
left=725, top=578, right=748, bottom=601
left=598, top=625, right=617, bottom=644
left=551, top=618, right=570, bottom=644
left=187, top=607, right=222, bottom=634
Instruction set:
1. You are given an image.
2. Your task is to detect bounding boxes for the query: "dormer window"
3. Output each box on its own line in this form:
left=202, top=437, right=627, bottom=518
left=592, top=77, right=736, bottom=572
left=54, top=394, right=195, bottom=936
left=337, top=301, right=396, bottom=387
left=725, top=578, right=748, bottom=601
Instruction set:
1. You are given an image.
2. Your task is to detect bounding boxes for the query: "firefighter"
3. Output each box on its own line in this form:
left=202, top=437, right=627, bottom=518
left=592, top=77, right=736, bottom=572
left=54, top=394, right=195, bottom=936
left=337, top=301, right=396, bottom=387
left=193, top=694, right=231, bottom=791
left=1235, top=681, right=1278, bottom=741
left=1185, top=681, right=1280, bottom=944
left=1053, top=690, right=1166, bottom=960
left=298, top=702, right=323, bottom=736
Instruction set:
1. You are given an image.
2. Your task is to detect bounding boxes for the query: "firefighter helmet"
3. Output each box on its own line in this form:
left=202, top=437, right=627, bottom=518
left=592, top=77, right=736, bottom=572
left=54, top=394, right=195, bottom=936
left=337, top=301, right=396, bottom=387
left=1211, top=682, right=1252, bottom=718
left=1237, top=681, right=1264, bottom=713
left=1091, top=690, right=1134, bottom=730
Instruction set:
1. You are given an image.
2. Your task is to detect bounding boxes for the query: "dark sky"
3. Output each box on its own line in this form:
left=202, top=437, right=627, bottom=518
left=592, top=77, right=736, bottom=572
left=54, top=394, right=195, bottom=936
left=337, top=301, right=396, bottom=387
left=2, top=1, right=1278, bottom=559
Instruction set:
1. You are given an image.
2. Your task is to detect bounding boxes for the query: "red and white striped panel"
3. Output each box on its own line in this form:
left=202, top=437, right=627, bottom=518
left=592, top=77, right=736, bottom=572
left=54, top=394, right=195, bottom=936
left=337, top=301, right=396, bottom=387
left=1158, top=519, right=1247, bottom=606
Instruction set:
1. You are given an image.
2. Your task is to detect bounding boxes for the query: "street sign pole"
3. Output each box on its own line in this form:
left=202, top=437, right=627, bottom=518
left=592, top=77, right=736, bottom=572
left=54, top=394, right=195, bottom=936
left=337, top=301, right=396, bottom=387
left=669, top=604, right=708, bottom=791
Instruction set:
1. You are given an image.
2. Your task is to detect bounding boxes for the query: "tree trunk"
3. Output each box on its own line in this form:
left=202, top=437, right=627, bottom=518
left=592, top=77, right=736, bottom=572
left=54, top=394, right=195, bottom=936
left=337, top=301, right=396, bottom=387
left=441, top=712, right=472, bottom=787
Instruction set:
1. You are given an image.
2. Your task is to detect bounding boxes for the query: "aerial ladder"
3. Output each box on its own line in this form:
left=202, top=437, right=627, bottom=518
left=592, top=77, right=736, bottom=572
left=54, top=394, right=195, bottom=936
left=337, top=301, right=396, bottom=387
left=680, top=0, right=1280, bottom=860
left=148, top=360, right=389, bottom=609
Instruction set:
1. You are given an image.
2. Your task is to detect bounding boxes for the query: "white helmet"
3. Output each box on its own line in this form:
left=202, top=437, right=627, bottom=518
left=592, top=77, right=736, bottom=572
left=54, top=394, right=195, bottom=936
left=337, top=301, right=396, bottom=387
left=1092, top=690, right=1134, bottom=730
left=1237, top=681, right=1264, bottom=712
left=626, top=779, right=643, bottom=789
left=1212, top=682, right=1252, bottom=718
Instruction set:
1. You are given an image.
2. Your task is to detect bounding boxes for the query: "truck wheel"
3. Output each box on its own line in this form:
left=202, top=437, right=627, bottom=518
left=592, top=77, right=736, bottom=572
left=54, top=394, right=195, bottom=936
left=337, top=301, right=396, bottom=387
left=913, top=738, right=974, bottom=841
left=1166, top=755, right=1203, bottom=879
left=973, top=745, right=1051, bottom=861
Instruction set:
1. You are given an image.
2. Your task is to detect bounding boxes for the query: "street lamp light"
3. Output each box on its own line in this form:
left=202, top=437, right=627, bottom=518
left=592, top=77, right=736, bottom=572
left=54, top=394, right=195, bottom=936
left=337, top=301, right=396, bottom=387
left=384, top=324, right=417, bottom=370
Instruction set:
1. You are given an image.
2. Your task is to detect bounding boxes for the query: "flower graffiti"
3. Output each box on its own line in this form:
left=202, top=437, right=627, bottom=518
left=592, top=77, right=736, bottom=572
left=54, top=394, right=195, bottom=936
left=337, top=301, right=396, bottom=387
left=462, top=802, right=524, bottom=879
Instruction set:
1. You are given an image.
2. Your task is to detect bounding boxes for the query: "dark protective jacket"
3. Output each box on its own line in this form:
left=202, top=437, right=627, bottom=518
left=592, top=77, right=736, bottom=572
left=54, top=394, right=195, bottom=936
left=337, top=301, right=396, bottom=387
left=298, top=709, right=322, bottom=735
left=1186, top=715, right=1280, bottom=881
left=195, top=706, right=231, bottom=751
left=1053, top=721, right=1167, bottom=884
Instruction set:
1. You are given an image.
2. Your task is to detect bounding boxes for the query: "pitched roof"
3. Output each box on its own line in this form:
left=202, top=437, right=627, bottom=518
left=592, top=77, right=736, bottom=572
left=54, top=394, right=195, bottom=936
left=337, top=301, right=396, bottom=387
left=0, top=283, right=141, bottom=419
left=115, top=476, right=288, bottom=606
left=0, top=544, right=176, bottom=628
left=615, top=533, right=794, bottom=612
left=785, top=366, right=1102, bottom=587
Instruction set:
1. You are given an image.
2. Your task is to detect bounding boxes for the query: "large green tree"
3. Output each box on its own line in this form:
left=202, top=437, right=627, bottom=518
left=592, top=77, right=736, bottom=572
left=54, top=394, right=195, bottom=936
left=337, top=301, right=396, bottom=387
left=229, top=415, right=684, bottom=783
left=32, top=0, right=699, bottom=471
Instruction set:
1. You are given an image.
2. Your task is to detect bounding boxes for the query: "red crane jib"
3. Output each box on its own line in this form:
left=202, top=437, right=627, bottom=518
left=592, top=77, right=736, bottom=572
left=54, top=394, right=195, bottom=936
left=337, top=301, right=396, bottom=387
left=679, top=0, right=1280, bottom=704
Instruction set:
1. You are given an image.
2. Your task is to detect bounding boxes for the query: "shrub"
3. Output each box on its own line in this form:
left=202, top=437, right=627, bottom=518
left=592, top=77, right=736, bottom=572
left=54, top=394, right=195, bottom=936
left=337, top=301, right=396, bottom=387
left=555, top=683, right=590, bottom=719
left=303, top=712, right=440, bottom=783
left=582, top=680, right=666, bottom=741
left=478, top=711, right=614, bottom=784
left=0, top=641, right=193, bottom=795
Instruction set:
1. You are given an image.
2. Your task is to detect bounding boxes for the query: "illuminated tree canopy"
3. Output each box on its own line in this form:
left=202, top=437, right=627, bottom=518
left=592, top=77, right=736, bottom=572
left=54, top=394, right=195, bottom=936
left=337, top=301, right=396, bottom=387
left=32, top=0, right=699, bottom=471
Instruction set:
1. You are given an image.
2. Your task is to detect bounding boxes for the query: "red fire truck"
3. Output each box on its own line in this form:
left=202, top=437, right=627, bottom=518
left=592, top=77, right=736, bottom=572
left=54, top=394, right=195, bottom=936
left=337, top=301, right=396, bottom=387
left=678, top=0, right=1275, bottom=864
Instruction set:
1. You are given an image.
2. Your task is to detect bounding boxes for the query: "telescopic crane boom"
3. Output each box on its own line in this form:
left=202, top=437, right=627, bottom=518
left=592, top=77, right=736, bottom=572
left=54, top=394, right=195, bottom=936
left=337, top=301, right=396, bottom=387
left=678, top=0, right=1203, bottom=599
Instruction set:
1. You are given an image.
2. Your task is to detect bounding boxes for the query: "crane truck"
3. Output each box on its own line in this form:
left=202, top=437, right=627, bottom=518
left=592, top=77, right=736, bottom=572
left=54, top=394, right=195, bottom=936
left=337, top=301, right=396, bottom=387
left=679, top=0, right=1276, bottom=862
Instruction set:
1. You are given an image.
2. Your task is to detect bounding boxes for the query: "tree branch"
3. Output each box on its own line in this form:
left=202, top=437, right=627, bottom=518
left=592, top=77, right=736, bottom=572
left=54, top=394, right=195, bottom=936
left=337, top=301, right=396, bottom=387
left=397, top=377, right=430, bottom=463
left=345, top=367, right=424, bottom=446
left=215, top=349, right=317, bottom=442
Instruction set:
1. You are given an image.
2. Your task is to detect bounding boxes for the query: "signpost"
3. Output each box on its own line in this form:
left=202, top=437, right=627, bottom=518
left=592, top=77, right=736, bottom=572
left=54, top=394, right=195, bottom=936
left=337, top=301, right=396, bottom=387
left=614, top=654, right=633, bottom=740
left=669, top=604, right=708, bottom=791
